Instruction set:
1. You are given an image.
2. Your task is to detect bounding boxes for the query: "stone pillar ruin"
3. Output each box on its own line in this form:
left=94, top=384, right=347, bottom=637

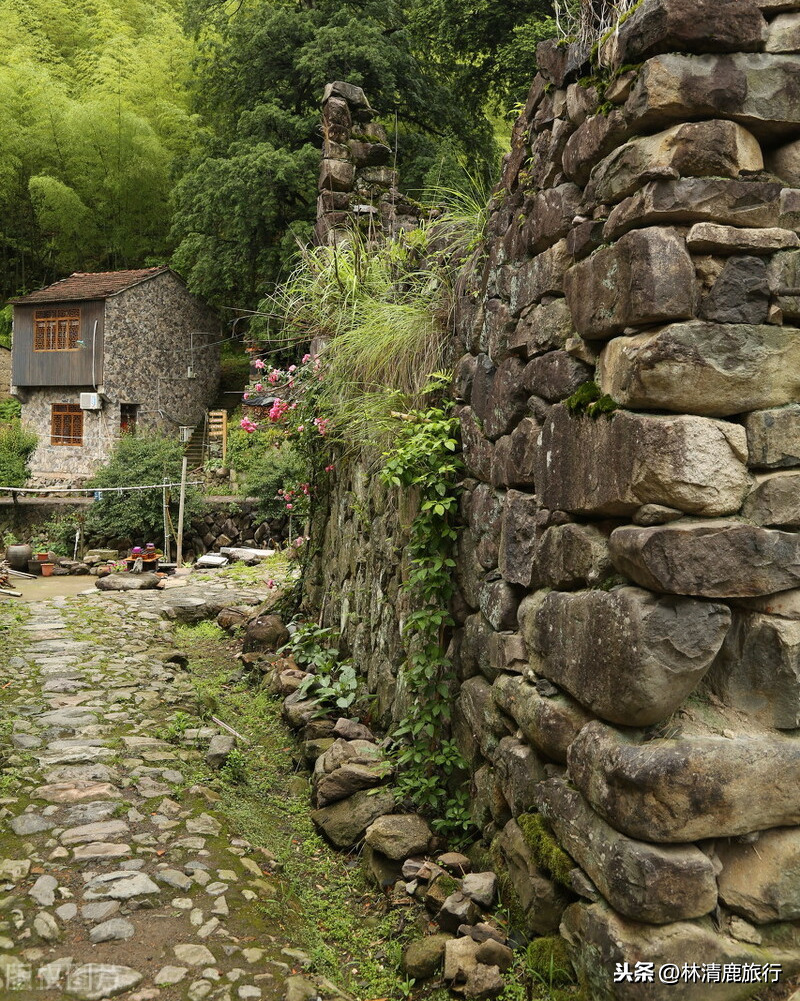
left=316, top=81, right=423, bottom=245
left=450, top=0, right=800, bottom=994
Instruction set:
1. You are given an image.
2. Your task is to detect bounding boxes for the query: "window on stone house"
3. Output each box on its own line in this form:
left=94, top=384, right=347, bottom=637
left=51, top=403, right=83, bottom=446
left=120, top=403, right=138, bottom=434
left=34, top=309, right=81, bottom=351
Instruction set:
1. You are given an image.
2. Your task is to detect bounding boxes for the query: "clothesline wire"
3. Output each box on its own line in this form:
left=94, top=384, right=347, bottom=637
left=0, top=481, right=203, bottom=495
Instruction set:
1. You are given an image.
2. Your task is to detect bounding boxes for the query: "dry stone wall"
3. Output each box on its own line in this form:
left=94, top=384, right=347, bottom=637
left=311, top=6, right=800, bottom=992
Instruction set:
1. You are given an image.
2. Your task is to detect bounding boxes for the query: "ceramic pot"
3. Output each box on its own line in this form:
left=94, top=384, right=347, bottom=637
left=6, top=544, right=32, bottom=570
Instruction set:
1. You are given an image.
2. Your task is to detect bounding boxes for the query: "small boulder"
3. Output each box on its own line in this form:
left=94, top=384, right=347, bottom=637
left=462, top=872, right=498, bottom=909
left=464, top=964, right=505, bottom=999
left=438, top=851, right=472, bottom=875
left=475, top=939, right=514, bottom=972
left=444, top=936, right=481, bottom=982
left=402, top=934, right=452, bottom=978
left=438, top=891, right=482, bottom=933
left=333, top=717, right=376, bottom=741
left=217, top=607, right=247, bottom=630
left=205, top=734, right=235, bottom=769
left=243, top=614, right=290, bottom=653
left=364, top=814, right=434, bottom=860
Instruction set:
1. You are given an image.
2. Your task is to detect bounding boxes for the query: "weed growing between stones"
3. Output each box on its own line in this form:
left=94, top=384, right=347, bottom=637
left=564, top=379, right=617, bottom=419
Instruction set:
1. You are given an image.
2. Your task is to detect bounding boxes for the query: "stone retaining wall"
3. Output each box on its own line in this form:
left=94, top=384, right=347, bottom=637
left=310, top=8, right=800, bottom=994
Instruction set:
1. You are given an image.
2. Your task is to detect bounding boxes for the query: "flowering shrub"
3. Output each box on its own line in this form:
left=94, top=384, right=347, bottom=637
left=238, top=353, right=334, bottom=523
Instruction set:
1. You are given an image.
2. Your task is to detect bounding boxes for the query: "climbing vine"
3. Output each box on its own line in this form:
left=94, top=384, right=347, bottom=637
left=381, top=387, right=472, bottom=837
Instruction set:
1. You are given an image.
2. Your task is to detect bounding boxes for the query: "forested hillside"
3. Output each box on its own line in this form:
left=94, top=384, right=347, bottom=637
left=0, top=0, right=554, bottom=309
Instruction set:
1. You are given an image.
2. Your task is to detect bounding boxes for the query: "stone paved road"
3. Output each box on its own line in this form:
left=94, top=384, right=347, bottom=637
left=0, top=589, right=304, bottom=1001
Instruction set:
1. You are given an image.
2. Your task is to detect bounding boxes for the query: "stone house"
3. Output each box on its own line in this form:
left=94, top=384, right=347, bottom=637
left=9, top=267, right=220, bottom=486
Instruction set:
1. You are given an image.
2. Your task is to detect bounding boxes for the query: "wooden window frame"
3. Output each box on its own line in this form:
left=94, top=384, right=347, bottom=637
left=51, top=403, right=84, bottom=446
left=34, top=308, right=81, bottom=352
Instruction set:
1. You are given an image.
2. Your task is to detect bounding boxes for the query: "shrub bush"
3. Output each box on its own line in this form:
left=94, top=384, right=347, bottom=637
left=0, top=420, right=37, bottom=487
left=85, top=432, right=202, bottom=542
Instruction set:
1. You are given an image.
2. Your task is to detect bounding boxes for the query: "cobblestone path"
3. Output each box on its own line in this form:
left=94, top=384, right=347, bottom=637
left=0, top=589, right=308, bottom=1001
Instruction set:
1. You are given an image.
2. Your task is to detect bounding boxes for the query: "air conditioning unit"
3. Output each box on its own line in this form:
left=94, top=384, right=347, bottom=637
left=79, top=393, right=102, bottom=410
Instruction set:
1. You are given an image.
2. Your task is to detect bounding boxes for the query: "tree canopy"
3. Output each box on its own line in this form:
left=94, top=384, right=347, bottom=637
left=1, top=0, right=556, bottom=309
left=0, top=0, right=198, bottom=300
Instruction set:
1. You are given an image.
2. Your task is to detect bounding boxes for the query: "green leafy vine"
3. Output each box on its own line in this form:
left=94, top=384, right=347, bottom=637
left=380, top=386, right=472, bottom=838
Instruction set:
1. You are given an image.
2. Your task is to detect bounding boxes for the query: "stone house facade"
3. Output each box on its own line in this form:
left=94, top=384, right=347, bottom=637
left=10, top=267, right=220, bottom=486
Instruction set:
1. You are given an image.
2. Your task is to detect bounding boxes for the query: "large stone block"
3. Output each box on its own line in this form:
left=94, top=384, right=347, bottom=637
left=562, top=901, right=797, bottom=1001
left=599, top=0, right=765, bottom=71
left=494, top=819, right=572, bottom=935
left=718, top=827, right=800, bottom=923
left=496, top=417, right=540, bottom=490
left=624, top=53, right=800, bottom=139
left=590, top=121, right=762, bottom=205
left=705, top=609, right=800, bottom=728
left=509, top=299, right=575, bottom=359
left=468, top=483, right=504, bottom=570
left=562, top=111, right=631, bottom=184
left=598, top=321, right=800, bottom=417
left=493, top=737, right=547, bottom=816
left=687, top=222, right=799, bottom=254
left=768, top=248, right=800, bottom=319
left=537, top=778, right=718, bottom=923
left=568, top=720, right=800, bottom=841
left=564, top=228, right=695, bottom=340
left=767, top=136, right=800, bottom=185
left=765, top=10, right=800, bottom=50
left=534, top=523, right=613, bottom=589
left=493, top=673, right=594, bottom=764
left=457, top=407, right=493, bottom=482
left=523, top=350, right=592, bottom=402
left=478, top=575, right=523, bottom=631
left=745, top=405, right=800, bottom=468
left=742, top=471, right=800, bottom=525
left=698, top=256, right=770, bottom=324
left=525, top=184, right=583, bottom=254
left=483, top=356, right=528, bottom=440
left=529, top=588, right=730, bottom=727
left=498, top=490, right=542, bottom=589
left=536, top=406, right=750, bottom=516
left=604, top=178, right=788, bottom=241
left=454, top=676, right=515, bottom=766
left=502, top=241, right=571, bottom=316
left=609, top=520, right=800, bottom=597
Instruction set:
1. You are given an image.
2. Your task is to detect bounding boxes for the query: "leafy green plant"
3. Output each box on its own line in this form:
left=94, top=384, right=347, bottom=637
left=220, top=747, right=249, bottom=784
left=85, top=432, right=203, bottom=541
left=380, top=391, right=472, bottom=837
left=564, top=380, right=617, bottom=420
left=0, top=420, right=37, bottom=487
left=156, top=710, right=195, bottom=744
left=281, top=622, right=341, bottom=673
left=296, top=661, right=359, bottom=713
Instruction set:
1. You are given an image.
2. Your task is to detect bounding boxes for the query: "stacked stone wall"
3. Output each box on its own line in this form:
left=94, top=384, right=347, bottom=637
left=316, top=82, right=424, bottom=245
left=311, top=8, right=800, bottom=991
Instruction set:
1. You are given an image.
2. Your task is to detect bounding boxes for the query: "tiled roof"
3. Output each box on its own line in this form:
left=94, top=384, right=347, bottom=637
left=10, top=266, right=173, bottom=305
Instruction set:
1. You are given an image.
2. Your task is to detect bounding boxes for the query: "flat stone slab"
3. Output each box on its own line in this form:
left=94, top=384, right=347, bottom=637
left=72, top=842, right=132, bottom=862
left=569, top=721, right=800, bottom=841
left=609, top=520, right=800, bottom=597
left=536, top=406, right=750, bottom=517
left=31, top=781, right=121, bottom=803
left=717, top=827, right=800, bottom=923
left=64, top=963, right=142, bottom=999
left=9, top=813, right=57, bottom=836
left=537, top=778, right=718, bottom=922
left=83, top=871, right=161, bottom=900
left=598, top=321, right=800, bottom=417
left=61, top=819, right=129, bottom=845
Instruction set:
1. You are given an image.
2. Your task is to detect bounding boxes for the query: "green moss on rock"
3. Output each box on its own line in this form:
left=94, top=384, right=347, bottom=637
left=517, top=813, right=574, bottom=887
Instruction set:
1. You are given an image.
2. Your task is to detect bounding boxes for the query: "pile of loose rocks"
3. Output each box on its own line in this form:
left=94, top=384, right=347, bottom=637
left=253, top=643, right=513, bottom=998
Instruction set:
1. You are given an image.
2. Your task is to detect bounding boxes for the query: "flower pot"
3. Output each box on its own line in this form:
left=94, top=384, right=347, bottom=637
left=6, top=544, right=32, bottom=570
left=40, top=563, right=55, bottom=577
left=36, top=552, right=49, bottom=562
